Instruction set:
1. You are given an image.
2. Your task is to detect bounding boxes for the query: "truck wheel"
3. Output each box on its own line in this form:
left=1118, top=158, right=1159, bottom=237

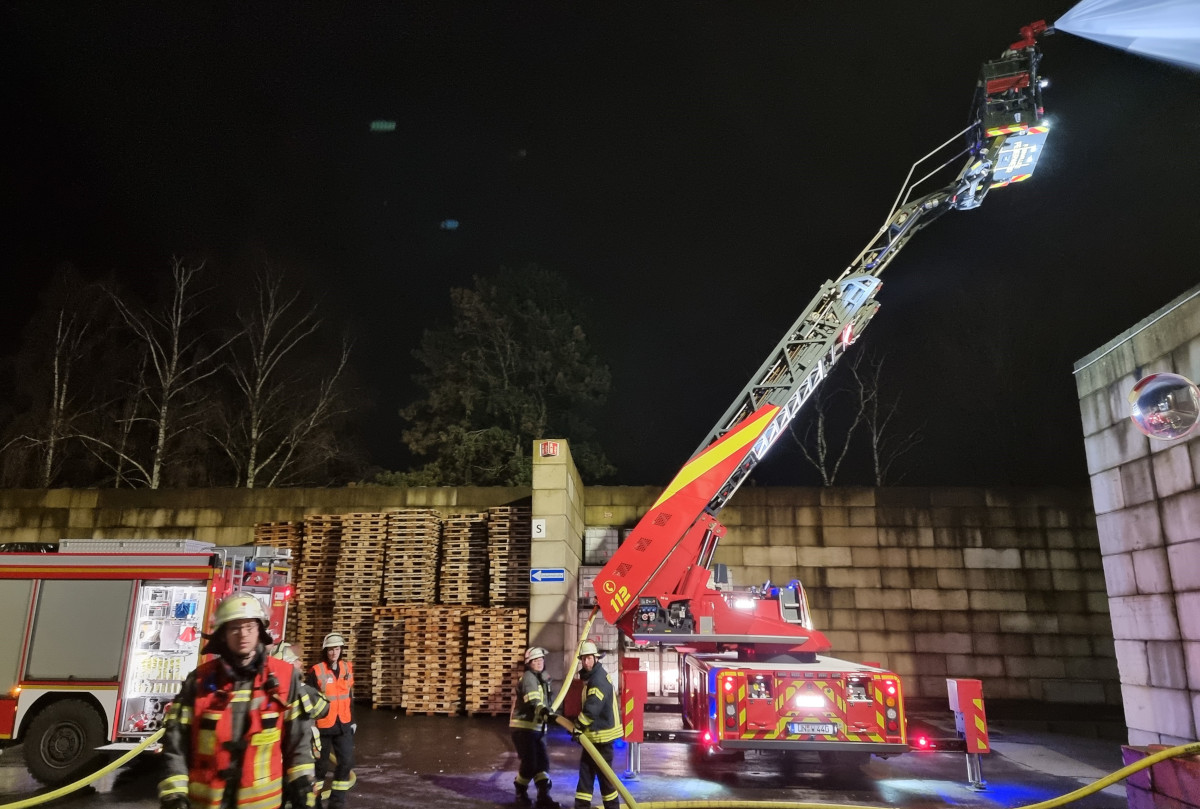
left=24, top=699, right=106, bottom=785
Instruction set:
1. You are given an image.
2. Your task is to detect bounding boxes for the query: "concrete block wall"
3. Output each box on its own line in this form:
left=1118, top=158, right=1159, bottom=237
left=585, top=484, right=1116, bottom=705
left=1075, top=284, right=1200, bottom=745
left=0, top=486, right=529, bottom=547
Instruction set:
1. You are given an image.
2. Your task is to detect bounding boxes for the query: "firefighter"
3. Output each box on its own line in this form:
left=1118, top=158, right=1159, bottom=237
left=158, top=593, right=316, bottom=809
left=272, top=642, right=332, bottom=808
left=570, top=640, right=622, bottom=809
left=306, top=632, right=355, bottom=809
left=509, top=646, right=561, bottom=808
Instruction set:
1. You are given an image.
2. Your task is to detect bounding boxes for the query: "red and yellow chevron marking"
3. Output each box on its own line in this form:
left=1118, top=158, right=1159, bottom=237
left=971, top=697, right=990, bottom=751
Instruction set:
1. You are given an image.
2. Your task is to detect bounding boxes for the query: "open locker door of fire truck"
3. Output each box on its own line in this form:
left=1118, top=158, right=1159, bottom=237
left=0, top=540, right=293, bottom=786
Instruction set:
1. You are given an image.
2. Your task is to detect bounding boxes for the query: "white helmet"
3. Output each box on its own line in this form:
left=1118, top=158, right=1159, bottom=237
left=271, top=642, right=302, bottom=667
left=578, top=640, right=600, bottom=658
left=524, top=647, right=547, bottom=664
left=213, top=593, right=269, bottom=631
left=322, top=632, right=348, bottom=649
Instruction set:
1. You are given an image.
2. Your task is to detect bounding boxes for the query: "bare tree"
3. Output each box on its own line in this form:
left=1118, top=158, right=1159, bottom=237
left=88, top=258, right=239, bottom=488
left=788, top=371, right=865, bottom=486
left=0, top=268, right=111, bottom=487
left=850, top=350, right=922, bottom=485
left=213, top=267, right=353, bottom=487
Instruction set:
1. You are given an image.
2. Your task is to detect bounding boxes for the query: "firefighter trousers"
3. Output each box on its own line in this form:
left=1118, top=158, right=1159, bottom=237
left=574, top=741, right=617, bottom=809
left=315, top=730, right=355, bottom=808
left=512, top=728, right=551, bottom=786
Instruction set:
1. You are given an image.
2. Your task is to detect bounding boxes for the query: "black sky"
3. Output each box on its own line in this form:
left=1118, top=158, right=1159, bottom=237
left=4, top=3, right=1200, bottom=487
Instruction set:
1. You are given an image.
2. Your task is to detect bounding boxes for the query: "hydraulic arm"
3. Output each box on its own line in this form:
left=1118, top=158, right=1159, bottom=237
left=593, top=22, right=1051, bottom=655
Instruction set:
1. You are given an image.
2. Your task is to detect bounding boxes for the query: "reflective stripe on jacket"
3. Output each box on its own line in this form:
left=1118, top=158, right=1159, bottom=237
left=575, top=662, right=622, bottom=743
left=158, top=654, right=313, bottom=809
left=509, top=667, right=552, bottom=730
left=310, top=660, right=354, bottom=730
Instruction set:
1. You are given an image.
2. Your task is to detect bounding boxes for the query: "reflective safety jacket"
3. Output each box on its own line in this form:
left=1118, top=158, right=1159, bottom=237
left=159, top=652, right=315, bottom=809
left=309, top=659, right=354, bottom=731
left=575, top=662, right=622, bottom=744
left=509, top=667, right=552, bottom=730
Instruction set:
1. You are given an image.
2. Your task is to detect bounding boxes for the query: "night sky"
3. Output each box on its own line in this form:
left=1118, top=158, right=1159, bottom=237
left=4, top=3, right=1199, bottom=487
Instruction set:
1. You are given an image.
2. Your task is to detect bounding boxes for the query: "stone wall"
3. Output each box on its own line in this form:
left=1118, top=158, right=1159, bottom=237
left=0, top=486, right=529, bottom=547
left=585, top=484, right=1115, bottom=703
left=1074, top=284, right=1200, bottom=745
left=0, top=480, right=1116, bottom=707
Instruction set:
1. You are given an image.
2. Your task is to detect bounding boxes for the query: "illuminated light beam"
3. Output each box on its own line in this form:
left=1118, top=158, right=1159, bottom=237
left=1055, top=0, right=1200, bottom=71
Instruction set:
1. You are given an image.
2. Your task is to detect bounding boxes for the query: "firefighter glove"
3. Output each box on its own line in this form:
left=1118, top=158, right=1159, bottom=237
left=570, top=724, right=584, bottom=741
left=160, top=796, right=190, bottom=809
left=535, top=705, right=553, bottom=723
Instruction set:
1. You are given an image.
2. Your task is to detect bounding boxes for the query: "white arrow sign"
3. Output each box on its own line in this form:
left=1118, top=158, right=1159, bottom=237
left=529, top=567, right=566, bottom=583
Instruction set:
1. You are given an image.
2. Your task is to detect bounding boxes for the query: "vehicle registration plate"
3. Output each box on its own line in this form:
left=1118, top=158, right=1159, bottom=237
left=787, top=722, right=835, bottom=735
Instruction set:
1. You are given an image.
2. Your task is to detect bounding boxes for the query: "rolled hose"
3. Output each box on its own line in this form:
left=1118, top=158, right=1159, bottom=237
left=0, top=727, right=165, bottom=809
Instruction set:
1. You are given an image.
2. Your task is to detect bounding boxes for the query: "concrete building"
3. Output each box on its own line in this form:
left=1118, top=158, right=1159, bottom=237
left=1074, top=283, right=1200, bottom=745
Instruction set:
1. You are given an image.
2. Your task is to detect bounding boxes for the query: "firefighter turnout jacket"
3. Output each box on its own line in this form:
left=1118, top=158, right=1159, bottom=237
left=575, top=661, right=622, bottom=743
left=159, top=652, right=315, bottom=809
left=509, top=667, right=552, bottom=730
left=309, top=659, right=354, bottom=731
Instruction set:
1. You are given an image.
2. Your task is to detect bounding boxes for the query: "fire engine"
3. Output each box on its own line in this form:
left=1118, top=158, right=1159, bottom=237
left=0, top=539, right=292, bottom=785
left=592, top=22, right=1051, bottom=769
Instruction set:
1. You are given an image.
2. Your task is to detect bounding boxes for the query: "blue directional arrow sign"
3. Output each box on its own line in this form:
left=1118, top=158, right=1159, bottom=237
left=529, top=568, right=566, bottom=584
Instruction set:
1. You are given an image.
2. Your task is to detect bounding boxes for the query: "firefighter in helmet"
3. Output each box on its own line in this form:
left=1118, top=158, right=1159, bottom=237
left=158, top=593, right=316, bottom=809
left=570, top=640, right=622, bottom=809
left=509, top=646, right=561, bottom=808
left=306, top=632, right=355, bottom=809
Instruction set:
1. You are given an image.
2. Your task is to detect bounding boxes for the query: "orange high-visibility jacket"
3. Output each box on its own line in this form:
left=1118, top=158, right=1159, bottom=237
left=310, top=660, right=354, bottom=730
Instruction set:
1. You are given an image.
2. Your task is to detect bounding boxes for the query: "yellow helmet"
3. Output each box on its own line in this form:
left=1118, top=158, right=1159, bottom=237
left=578, top=639, right=600, bottom=658
left=213, top=593, right=269, bottom=630
left=322, top=632, right=348, bottom=649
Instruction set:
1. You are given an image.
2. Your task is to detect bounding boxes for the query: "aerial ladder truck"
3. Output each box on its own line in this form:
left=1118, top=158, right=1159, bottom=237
left=590, top=21, right=1051, bottom=770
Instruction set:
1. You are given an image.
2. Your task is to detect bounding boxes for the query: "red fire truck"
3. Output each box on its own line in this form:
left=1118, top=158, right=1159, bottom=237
left=593, top=22, right=1050, bottom=770
left=0, top=539, right=292, bottom=785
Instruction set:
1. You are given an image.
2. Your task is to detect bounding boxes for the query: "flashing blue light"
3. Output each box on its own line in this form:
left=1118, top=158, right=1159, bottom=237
left=439, top=219, right=460, bottom=231
left=769, top=587, right=780, bottom=597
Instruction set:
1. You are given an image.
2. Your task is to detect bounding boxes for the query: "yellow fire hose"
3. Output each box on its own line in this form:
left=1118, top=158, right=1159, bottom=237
left=0, top=727, right=165, bottom=809
left=555, top=609, right=1200, bottom=808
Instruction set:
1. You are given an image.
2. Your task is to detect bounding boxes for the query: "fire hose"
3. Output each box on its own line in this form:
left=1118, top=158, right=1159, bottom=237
left=0, top=727, right=165, bottom=809
left=555, top=610, right=1200, bottom=808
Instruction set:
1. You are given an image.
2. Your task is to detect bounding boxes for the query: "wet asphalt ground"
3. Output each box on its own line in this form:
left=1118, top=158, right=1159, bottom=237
left=0, top=707, right=1131, bottom=808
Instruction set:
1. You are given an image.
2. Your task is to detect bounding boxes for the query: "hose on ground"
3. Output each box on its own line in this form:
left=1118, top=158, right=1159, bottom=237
left=0, top=727, right=165, bottom=809
left=565, top=730, right=1200, bottom=809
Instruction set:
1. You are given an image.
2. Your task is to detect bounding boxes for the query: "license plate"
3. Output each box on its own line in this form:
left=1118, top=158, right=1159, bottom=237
left=788, top=722, right=835, bottom=735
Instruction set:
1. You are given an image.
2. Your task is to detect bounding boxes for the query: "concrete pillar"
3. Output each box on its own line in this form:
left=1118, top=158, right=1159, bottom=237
left=530, top=439, right=586, bottom=684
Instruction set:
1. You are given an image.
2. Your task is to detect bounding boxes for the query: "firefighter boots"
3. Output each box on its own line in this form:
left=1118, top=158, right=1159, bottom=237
left=514, top=784, right=533, bottom=808
left=534, top=778, right=561, bottom=808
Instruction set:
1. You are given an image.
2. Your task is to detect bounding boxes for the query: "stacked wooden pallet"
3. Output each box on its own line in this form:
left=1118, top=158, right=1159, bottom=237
left=487, top=506, right=532, bottom=607
left=333, top=512, right=388, bottom=665
left=294, top=514, right=342, bottom=659
left=465, top=607, right=527, bottom=715
left=369, top=605, right=415, bottom=709
left=401, top=606, right=470, bottom=714
left=253, top=520, right=304, bottom=562
left=439, top=513, right=489, bottom=605
left=383, top=510, right=441, bottom=604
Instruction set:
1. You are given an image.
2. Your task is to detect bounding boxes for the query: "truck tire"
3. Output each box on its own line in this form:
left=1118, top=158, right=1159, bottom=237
left=23, top=699, right=106, bottom=786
